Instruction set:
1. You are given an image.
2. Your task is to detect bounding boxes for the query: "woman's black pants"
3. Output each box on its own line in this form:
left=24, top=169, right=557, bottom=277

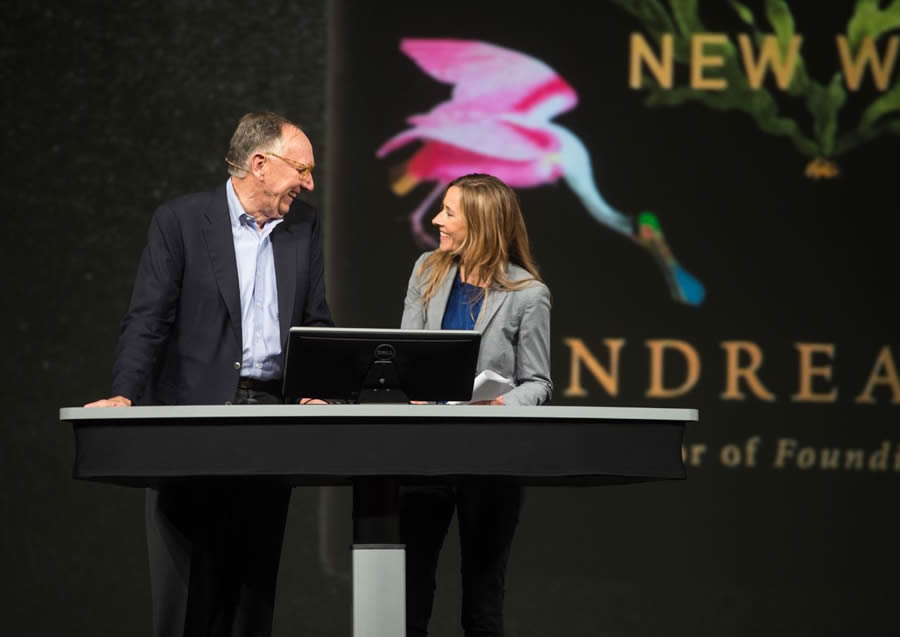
left=400, top=480, right=523, bottom=637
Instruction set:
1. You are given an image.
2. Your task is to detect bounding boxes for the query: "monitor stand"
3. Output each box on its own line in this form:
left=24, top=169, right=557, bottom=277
left=357, top=359, right=410, bottom=404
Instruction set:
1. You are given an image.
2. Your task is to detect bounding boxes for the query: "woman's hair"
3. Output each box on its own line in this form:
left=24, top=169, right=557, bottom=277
left=418, top=173, right=543, bottom=309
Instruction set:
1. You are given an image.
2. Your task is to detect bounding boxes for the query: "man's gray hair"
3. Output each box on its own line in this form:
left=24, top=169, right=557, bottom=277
left=225, top=112, right=298, bottom=176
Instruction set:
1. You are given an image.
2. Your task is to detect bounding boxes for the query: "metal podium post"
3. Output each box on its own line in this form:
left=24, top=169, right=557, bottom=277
left=352, top=477, right=404, bottom=637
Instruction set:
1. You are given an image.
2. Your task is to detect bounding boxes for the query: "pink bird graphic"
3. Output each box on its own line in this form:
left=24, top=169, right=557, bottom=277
left=376, top=38, right=705, bottom=306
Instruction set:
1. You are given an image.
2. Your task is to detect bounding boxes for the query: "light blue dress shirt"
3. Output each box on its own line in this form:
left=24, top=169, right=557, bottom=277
left=226, top=179, right=284, bottom=381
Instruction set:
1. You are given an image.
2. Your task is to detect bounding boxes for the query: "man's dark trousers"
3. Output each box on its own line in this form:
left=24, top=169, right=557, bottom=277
left=145, top=387, right=289, bottom=637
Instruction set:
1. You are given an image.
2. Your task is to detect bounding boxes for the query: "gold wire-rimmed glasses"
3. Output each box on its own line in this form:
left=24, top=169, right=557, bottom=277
left=224, top=153, right=314, bottom=179
left=265, top=152, right=313, bottom=179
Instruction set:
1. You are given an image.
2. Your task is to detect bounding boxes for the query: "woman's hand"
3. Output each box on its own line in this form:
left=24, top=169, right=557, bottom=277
left=299, top=398, right=328, bottom=405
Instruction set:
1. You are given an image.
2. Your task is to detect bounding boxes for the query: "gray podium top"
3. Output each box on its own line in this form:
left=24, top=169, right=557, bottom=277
left=59, top=405, right=697, bottom=487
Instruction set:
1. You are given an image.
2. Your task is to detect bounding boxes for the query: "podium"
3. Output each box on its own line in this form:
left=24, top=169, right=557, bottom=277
left=59, top=404, right=696, bottom=636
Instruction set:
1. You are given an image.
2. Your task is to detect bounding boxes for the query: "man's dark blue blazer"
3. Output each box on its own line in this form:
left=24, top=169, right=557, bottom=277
left=111, top=182, right=333, bottom=405
left=107, top=182, right=334, bottom=637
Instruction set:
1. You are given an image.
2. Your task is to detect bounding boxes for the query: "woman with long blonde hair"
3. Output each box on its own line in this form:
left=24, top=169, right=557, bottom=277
left=400, top=173, right=552, bottom=636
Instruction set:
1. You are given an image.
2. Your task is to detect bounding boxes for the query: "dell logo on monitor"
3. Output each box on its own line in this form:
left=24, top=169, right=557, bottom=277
left=374, top=343, right=397, bottom=361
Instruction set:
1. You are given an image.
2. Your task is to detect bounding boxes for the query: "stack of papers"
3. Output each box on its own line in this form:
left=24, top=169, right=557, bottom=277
left=447, top=370, right=515, bottom=405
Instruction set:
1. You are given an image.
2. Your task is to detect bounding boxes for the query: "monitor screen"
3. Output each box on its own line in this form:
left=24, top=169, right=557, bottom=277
left=283, top=327, right=481, bottom=403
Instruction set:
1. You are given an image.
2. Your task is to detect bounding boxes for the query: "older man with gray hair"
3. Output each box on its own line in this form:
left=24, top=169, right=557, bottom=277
left=87, top=112, right=334, bottom=636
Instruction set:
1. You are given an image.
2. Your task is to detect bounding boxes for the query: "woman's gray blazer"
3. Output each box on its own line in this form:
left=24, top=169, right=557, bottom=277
left=400, top=252, right=552, bottom=406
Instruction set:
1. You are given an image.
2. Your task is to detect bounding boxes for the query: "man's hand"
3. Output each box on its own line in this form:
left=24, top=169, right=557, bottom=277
left=84, top=395, right=133, bottom=408
left=299, top=398, right=328, bottom=405
left=470, top=396, right=505, bottom=406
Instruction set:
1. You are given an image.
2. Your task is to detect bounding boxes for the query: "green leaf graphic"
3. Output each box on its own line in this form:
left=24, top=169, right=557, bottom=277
left=848, top=0, right=900, bottom=47
left=729, top=0, right=755, bottom=26
left=615, top=0, right=900, bottom=170
left=765, top=0, right=796, bottom=55
left=861, top=81, right=900, bottom=129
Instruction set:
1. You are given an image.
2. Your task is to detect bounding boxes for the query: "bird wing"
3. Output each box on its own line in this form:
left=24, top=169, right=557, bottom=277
left=399, top=38, right=578, bottom=119
left=377, top=116, right=560, bottom=161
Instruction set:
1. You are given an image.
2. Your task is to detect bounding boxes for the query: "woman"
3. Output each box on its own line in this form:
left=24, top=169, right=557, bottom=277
left=400, top=173, right=552, bottom=637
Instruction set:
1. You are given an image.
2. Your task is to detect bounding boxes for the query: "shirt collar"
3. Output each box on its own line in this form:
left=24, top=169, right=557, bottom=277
left=227, top=178, right=255, bottom=227
left=225, top=178, right=283, bottom=232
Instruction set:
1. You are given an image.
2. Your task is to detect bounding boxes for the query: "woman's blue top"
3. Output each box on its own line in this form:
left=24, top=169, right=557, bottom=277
left=441, top=273, right=484, bottom=330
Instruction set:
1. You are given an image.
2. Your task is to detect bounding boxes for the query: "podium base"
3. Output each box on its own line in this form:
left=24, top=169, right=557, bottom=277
left=352, top=545, right=405, bottom=637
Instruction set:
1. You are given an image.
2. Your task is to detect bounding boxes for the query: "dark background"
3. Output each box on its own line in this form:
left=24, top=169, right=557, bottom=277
left=326, top=3, right=898, bottom=636
left=3, top=1, right=342, bottom=635
left=4, top=1, right=898, bottom=635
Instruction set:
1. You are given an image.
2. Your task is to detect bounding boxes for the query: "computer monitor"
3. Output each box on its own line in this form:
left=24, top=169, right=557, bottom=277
left=282, top=327, right=481, bottom=403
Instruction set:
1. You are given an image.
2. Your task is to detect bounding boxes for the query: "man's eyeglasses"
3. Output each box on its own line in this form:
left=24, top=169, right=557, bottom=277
left=224, top=153, right=314, bottom=179
left=265, top=152, right=313, bottom=179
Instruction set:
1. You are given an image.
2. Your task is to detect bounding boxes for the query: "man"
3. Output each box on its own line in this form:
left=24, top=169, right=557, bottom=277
left=86, top=112, right=333, bottom=636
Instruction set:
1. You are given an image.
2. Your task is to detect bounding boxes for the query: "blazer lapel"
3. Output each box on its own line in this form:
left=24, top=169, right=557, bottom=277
left=202, top=189, right=242, bottom=347
left=474, top=287, right=509, bottom=333
left=425, top=262, right=457, bottom=329
left=475, top=262, right=513, bottom=333
left=272, top=221, right=297, bottom=351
